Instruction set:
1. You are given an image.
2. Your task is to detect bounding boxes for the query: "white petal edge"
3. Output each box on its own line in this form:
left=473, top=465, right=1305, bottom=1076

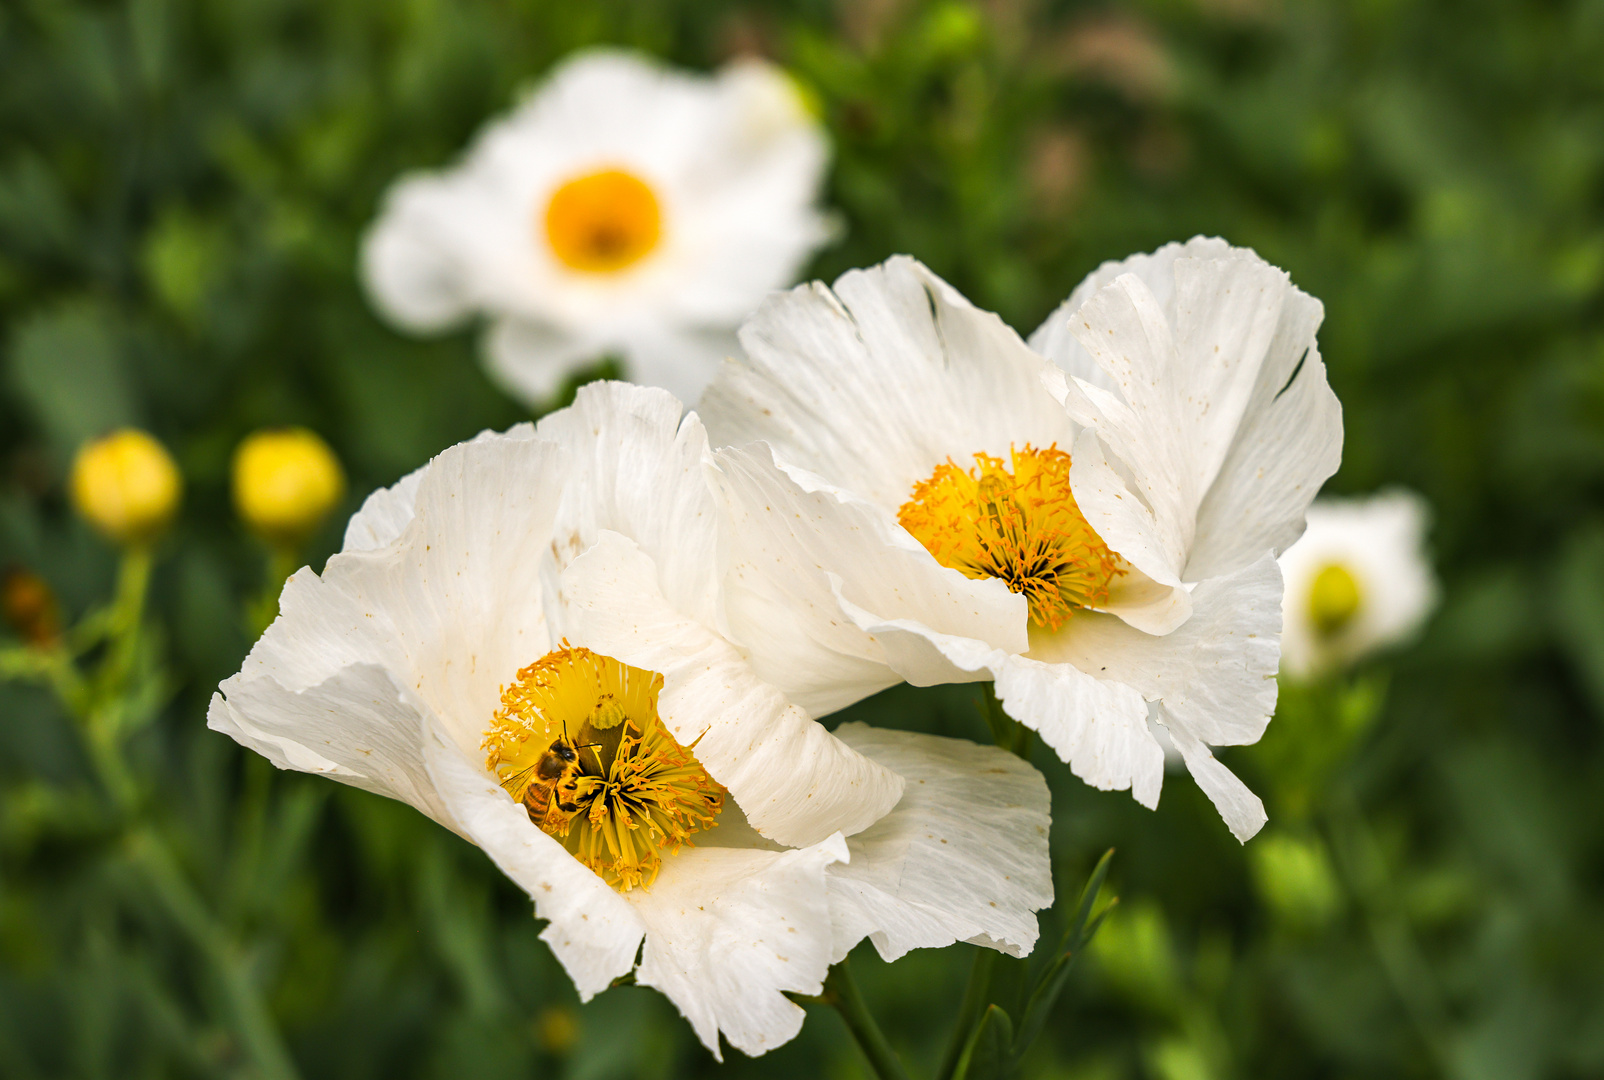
left=557, top=529, right=906, bottom=848
left=1162, top=722, right=1267, bottom=842
left=712, top=442, right=1027, bottom=716
left=823, top=586, right=1164, bottom=808
left=422, top=719, right=645, bottom=997
left=700, top=255, right=1078, bottom=513
left=535, top=381, right=723, bottom=631
left=630, top=834, right=849, bottom=1059
left=826, top=724, right=1053, bottom=963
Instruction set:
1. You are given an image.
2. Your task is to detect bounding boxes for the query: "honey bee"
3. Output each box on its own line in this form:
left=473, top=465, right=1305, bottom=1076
left=520, top=730, right=603, bottom=830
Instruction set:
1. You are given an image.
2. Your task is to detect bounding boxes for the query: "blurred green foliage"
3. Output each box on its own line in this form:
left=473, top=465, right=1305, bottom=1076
left=3, top=0, right=1604, bottom=1077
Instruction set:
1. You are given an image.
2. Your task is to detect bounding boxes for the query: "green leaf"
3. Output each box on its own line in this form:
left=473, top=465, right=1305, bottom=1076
left=951, top=1004, right=1014, bottom=1080
left=7, top=299, right=136, bottom=457
left=1008, top=852, right=1117, bottom=1061
left=1554, top=524, right=1604, bottom=720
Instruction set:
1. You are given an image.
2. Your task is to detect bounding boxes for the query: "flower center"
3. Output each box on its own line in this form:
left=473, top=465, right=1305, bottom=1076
left=483, top=644, right=724, bottom=891
left=1308, top=563, right=1362, bottom=636
left=542, top=168, right=663, bottom=274
left=898, top=444, right=1122, bottom=631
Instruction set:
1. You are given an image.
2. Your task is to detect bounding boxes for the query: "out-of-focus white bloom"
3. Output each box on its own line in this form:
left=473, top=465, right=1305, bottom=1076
left=1278, top=490, right=1436, bottom=679
left=700, top=240, right=1344, bottom=841
left=209, top=383, right=1050, bottom=1058
left=361, top=49, right=832, bottom=407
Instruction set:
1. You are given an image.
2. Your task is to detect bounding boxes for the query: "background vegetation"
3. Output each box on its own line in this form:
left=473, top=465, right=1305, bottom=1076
left=4, top=0, right=1604, bottom=1076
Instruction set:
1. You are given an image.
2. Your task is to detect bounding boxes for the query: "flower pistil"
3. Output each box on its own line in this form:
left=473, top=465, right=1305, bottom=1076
left=898, top=444, right=1122, bottom=630
left=484, top=645, right=723, bottom=891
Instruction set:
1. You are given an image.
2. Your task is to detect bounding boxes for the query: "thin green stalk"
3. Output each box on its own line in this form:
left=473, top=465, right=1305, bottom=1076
left=13, top=546, right=303, bottom=1080
left=935, top=946, right=996, bottom=1080
left=128, top=829, right=301, bottom=1080
left=102, top=546, right=153, bottom=691
left=822, top=960, right=912, bottom=1080
left=248, top=545, right=302, bottom=636
left=1326, top=796, right=1451, bottom=1073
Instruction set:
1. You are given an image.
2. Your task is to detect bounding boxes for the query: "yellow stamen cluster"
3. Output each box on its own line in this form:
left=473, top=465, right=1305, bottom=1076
left=1308, top=563, right=1362, bottom=635
left=483, top=645, right=723, bottom=891
left=543, top=168, right=663, bottom=274
left=898, top=444, right=1122, bottom=631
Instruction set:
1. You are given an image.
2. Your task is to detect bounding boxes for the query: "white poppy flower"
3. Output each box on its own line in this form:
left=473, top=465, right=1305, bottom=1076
left=699, top=239, right=1344, bottom=841
left=208, top=382, right=1050, bottom=1057
left=360, top=48, right=832, bottom=407
left=1278, top=490, right=1437, bottom=679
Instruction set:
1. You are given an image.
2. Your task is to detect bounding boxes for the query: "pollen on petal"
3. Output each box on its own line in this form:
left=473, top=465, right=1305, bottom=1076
left=898, top=444, right=1123, bottom=631
left=483, top=644, right=724, bottom=891
left=542, top=168, right=663, bottom=274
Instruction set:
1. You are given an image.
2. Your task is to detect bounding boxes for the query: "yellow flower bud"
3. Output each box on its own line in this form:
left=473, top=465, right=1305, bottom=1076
left=69, top=429, right=183, bottom=546
left=533, top=1006, right=580, bottom=1056
left=232, top=428, right=345, bottom=546
left=1308, top=562, right=1362, bottom=636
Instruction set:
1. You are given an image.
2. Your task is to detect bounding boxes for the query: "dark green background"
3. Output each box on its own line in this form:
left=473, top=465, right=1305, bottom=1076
left=4, top=0, right=1604, bottom=1076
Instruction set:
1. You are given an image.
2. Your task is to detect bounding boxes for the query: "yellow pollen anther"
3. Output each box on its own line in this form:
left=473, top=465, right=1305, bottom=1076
left=1309, top=563, right=1362, bottom=635
left=898, top=444, right=1123, bottom=631
left=543, top=168, right=663, bottom=274
left=483, top=644, right=723, bottom=891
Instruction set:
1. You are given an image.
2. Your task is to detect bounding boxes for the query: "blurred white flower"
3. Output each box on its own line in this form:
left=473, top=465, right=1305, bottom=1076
left=700, top=239, right=1344, bottom=841
left=1278, top=490, right=1437, bottom=679
left=361, top=48, right=832, bottom=407
left=210, top=383, right=1050, bottom=1057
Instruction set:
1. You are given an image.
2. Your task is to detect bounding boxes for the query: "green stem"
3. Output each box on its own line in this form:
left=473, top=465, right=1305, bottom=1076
left=935, top=947, right=996, bottom=1080
left=248, top=545, right=302, bottom=636
left=127, top=829, right=302, bottom=1080
left=823, top=959, right=912, bottom=1080
left=21, top=547, right=302, bottom=1080
left=1326, top=797, right=1452, bottom=1073
left=83, top=547, right=154, bottom=809
left=981, top=684, right=1032, bottom=760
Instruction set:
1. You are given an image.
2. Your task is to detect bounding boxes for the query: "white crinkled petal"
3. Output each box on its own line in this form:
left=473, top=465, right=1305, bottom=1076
left=207, top=665, right=455, bottom=828
left=1162, top=722, right=1267, bottom=842
left=700, top=256, right=1077, bottom=512
left=816, top=588, right=1164, bottom=809
left=212, top=431, right=569, bottom=817
left=629, top=835, right=848, bottom=1060
left=1165, top=251, right=1293, bottom=502
left=536, top=382, right=722, bottom=629
left=1040, top=240, right=1341, bottom=585
left=1184, top=282, right=1340, bottom=582
left=1031, top=553, right=1283, bottom=750
left=318, top=435, right=567, bottom=755
left=1048, top=275, right=1196, bottom=574
left=1030, top=236, right=1240, bottom=395
left=557, top=530, right=905, bottom=847
left=340, top=425, right=536, bottom=554
left=825, top=724, right=1052, bottom=964
left=826, top=577, right=1005, bottom=690
left=992, top=653, right=1163, bottom=809
left=421, top=721, right=644, bottom=998
left=712, top=443, right=1027, bottom=716
left=1065, top=429, right=1191, bottom=634
left=342, top=465, right=426, bottom=553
